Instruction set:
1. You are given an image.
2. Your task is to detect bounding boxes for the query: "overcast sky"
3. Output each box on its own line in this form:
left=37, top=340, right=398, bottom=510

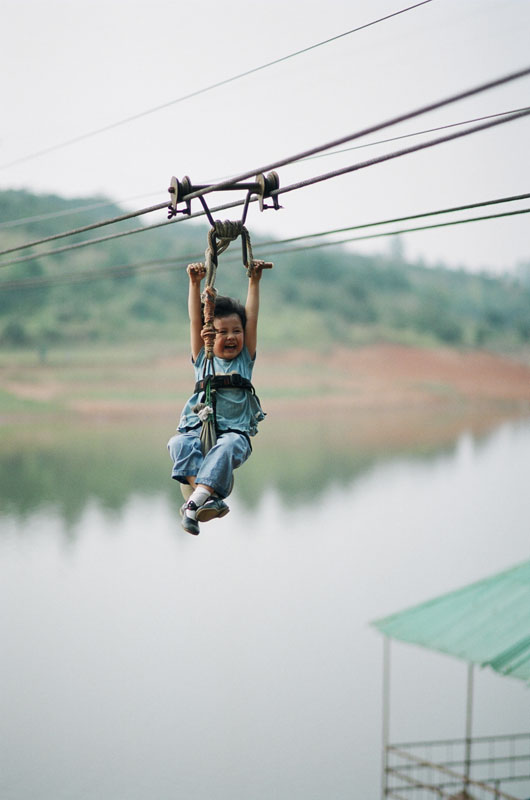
left=1, top=0, right=529, bottom=273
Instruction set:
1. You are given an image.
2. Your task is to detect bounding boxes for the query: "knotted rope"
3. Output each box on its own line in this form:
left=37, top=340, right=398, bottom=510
left=188, top=220, right=272, bottom=455
left=198, top=220, right=262, bottom=360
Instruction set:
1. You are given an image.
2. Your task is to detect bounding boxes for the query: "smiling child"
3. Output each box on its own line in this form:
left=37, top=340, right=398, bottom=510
left=167, top=262, right=266, bottom=535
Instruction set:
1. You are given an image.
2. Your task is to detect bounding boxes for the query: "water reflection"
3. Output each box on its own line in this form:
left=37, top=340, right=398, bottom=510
left=1, top=415, right=529, bottom=800
left=1, top=422, right=167, bottom=527
left=1, top=409, right=524, bottom=529
left=7, top=419, right=518, bottom=544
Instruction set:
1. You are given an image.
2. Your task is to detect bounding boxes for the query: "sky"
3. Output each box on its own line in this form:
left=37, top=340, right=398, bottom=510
left=1, top=0, right=529, bottom=274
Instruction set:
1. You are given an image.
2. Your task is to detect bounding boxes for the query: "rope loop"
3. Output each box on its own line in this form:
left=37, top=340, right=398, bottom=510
left=241, top=227, right=256, bottom=277
left=195, top=220, right=267, bottom=358
left=214, top=219, right=243, bottom=242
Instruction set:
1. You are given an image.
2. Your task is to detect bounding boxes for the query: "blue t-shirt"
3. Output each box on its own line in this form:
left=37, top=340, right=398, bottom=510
left=178, top=346, right=265, bottom=437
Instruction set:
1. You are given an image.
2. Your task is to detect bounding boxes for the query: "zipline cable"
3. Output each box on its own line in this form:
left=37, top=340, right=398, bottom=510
left=299, top=105, right=530, bottom=163
left=0, top=1, right=434, bottom=171
left=3, top=207, right=529, bottom=292
left=0, top=192, right=163, bottom=230
left=0, top=199, right=169, bottom=256
left=182, top=65, right=530, bottom=202
left=0, top=197, right=251, bottom=268
left=257, top=192, right=530, bottom=245
left=2, top=198, right=529, bottom=290
left=2, top=104, right=528, bottom=269
left=3, top=66, right=529, bottom=257
left=269, top=108, right=530, bottom=198
left=0, top=256, right=191, bottom=289
left=261, top=208, right=530, bottom=257
left=2, top=104, right=526, bottom=232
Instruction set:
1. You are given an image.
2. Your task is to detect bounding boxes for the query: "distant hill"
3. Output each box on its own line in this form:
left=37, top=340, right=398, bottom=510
left=1, top=188, right=529, bottom=353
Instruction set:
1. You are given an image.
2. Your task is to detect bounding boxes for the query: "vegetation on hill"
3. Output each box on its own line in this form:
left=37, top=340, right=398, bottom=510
left=1, top=188, right=529, bottom=354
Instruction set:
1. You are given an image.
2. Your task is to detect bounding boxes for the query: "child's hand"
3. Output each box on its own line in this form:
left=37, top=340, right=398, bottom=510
left=200, top=323, right=216, bottom=342
left=187, top=263, right=206, bottom=285
left=248, top=260, right=272, bottom=281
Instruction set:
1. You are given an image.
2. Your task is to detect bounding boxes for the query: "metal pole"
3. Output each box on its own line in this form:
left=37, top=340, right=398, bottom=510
left=464, top=662, right=474, bottom=797
left=382, top=637, right=391, bottom=800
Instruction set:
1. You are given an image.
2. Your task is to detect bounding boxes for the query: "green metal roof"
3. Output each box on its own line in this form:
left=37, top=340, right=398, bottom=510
left=372, top=560, right=530, bottom=684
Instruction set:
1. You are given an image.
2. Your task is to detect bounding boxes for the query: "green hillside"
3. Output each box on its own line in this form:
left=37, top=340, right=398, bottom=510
left=1, top=188, right=529, bottom=354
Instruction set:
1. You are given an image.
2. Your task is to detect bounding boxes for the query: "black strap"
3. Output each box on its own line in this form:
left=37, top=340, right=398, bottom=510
left=194, top=372, right=255, bottom=395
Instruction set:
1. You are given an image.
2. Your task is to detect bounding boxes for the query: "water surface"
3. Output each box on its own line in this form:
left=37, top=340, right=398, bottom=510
left=1, top=416, right=529, bottom=799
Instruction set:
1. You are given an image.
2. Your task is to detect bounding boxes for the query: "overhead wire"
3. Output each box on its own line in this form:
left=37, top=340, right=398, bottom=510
left=0, top=256, right=190, bottom=290
left=1, top=104, right=526, bottom=232
left=3, top=208, right=529, bottom=292
left=2, top=193, right=529, bottom=290
left=2, top=66, right=529, bottom=259
left=0, top=0, right=434, bottom=171
left=268, top=107, right=530, bottom=198
left=261, top=208, right=530, bottom=258
left=257, top=193, right=530, bottom=245
left=0, top=191, right=163, bottom=230
left=0, top=199, right=169, bottom=257
left=182, top=65, right=530, bottom=202
left=2, top=62, right=529, bottom=261
left=2, top=101, right=528, bottom=270
left=0, top=196, right=252, bottom=269
left=298, top=105, right=530, bottom=163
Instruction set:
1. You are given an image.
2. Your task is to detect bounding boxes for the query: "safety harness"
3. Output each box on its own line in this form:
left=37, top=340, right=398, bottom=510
left=194, top=372, right=256, bottom=395
left=193, top=371, right=262, bottom=448
left=186, top=218, right=272, bottom=455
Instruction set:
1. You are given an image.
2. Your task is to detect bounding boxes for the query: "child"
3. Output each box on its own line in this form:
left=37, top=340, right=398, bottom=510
left=167, top=262, right=266, bottom=535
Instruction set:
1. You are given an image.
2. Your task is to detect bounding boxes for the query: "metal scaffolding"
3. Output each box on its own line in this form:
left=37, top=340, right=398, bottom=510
left=384, top=732, right=530, bottom=800
left=374, top=562, right=530, bottom=799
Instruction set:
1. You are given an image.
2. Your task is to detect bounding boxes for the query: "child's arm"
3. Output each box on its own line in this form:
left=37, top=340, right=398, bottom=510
left=187, top=263, right=206, bottom=360
left=244, top=264, right=264, bottom=360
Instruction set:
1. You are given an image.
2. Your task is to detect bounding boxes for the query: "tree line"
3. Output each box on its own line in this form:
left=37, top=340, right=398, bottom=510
left=1, top=188, right=529, bottom=353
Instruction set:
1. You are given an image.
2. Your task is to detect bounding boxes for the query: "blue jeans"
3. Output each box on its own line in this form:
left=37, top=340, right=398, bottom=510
left=167, top=430, right=251, bottom=499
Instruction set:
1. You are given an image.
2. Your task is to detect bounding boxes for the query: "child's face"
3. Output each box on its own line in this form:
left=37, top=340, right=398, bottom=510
left=213, top=314, right=244, bottom=360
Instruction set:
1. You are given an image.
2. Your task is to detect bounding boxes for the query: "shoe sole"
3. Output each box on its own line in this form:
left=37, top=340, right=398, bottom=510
left=196, top=506, right=230, bottom=523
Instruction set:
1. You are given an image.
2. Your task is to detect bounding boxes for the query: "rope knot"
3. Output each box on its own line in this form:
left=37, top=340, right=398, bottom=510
left=214, top=220, right=243, bottom=241
left=201, top=285, right=217, bottom=303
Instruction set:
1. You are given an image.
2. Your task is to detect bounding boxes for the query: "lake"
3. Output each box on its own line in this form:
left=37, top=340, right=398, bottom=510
left=1, top=412, right=529, bottom=800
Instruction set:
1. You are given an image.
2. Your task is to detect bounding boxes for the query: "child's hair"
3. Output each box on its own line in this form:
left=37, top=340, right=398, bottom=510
left=208, top=295, right=247, bottom=329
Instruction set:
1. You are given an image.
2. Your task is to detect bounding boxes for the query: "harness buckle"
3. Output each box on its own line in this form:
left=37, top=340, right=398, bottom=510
left=229, top=372, right=243, bottom=387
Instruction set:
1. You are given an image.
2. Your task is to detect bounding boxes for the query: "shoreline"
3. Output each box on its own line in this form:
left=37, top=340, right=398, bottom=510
left=1, top=343, right=530, bottom=424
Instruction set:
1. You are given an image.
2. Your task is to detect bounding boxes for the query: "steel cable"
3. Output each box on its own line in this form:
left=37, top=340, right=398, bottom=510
left=182, top=65, right=530, bottom=202
left=257, top=193, right=530, bottom=246
left=2, top=105, right=528, bottom=270
left=0, top=197, right=252, bottom=269
left=2, top=68, right=528, bottom=261
left=299, top=105, right=530, bottom=163
left=0, top=192, right=163, bottom=230
left=261, top=208, right=530, bottom=257
left=1, top=105, right=526, bottom=232
left=0, top=256, right=190, bottom=290
left=0, top=200, right=169, bottom=257
left=2, top=64, right=529, bottom=260
left=2, top=199, right=529, bottom=290
left=0, top=1, right=434, bottom=171
left=268, top=108, right=530, bottom=198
